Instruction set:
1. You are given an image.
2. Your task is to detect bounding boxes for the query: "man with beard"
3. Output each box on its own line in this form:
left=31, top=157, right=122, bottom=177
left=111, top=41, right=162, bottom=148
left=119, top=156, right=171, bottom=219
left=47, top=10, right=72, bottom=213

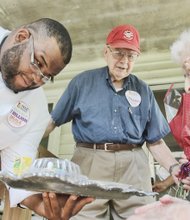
left=0, top=18, right=93, bottom=220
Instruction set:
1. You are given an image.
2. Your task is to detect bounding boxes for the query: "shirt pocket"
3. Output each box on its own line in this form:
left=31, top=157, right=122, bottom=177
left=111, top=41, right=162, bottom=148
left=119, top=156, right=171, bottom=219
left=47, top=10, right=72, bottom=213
left=124, top=107, right=146, bottom=139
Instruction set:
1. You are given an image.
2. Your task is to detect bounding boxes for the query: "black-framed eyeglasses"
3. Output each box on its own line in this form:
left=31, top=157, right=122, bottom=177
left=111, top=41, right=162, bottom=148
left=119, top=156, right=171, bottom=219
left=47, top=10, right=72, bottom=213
left=107, top=45, right=138, bottom=62
left=29, top=36, right=53, bottom=83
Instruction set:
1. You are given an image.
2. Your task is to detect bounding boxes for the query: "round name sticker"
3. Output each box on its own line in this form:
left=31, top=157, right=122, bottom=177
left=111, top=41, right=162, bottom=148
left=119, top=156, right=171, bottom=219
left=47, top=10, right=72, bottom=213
left=7, top=101, right=30, bottom=128
left=125, top=90, right=141, bottom=107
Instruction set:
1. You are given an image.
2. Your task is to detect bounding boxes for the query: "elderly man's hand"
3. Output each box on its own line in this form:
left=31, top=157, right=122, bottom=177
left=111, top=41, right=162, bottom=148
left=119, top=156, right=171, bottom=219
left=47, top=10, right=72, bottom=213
left=21, top=193, right=94, bottom=220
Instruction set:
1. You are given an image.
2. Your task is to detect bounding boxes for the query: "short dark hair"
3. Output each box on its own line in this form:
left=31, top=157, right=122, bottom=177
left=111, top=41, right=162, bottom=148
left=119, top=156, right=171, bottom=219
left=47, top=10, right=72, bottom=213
left=25, top=18, right=72, bottom=65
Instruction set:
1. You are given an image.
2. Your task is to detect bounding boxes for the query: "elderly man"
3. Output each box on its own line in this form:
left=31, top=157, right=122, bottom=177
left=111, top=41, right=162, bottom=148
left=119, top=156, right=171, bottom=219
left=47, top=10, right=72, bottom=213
left=45, top=24, right=180, bottom=219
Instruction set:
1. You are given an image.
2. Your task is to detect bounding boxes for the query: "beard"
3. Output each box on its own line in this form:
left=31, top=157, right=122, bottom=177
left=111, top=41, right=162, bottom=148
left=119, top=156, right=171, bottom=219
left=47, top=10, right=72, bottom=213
left=1, top=42, right=39, bottom=93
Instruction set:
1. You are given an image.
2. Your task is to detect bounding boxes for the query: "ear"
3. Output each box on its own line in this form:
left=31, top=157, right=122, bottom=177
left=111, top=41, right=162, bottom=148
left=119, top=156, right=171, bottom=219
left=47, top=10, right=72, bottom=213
left=14, top=28, right=30, bottom=43
left=103, top=45, right=108, bottom=57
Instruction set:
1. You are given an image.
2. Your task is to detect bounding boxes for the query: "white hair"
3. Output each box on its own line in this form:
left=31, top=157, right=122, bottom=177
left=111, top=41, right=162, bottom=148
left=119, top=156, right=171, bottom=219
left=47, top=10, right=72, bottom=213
left=170, top=29, right=190, bottom=65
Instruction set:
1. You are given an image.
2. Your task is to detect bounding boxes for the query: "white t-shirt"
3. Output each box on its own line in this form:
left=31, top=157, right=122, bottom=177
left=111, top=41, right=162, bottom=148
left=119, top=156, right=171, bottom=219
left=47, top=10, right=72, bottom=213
left=0, top=27, right=51, bottom=206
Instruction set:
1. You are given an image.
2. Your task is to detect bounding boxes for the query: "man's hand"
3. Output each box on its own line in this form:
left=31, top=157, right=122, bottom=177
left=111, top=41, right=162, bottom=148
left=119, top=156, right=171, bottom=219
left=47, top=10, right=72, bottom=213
left=21, top=193, right=94, bottom=220
left=152, top=176, right=175, bottom=193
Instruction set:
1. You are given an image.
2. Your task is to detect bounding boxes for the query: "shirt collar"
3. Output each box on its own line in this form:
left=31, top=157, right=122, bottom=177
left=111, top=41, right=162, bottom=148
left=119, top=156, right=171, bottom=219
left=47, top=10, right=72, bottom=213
left=105, top=66, right=131, bottom=89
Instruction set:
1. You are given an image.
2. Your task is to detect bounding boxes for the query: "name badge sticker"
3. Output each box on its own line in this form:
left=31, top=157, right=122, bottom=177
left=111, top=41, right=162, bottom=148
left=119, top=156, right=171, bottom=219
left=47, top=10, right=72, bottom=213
left=7, top=101, right=30, bottom=128
left=125, top=90, right=141, bottom=107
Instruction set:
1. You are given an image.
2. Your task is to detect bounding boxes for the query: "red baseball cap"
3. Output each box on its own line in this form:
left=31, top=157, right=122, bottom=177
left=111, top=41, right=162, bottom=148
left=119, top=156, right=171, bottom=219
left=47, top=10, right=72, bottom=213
left=106, top=24, right=140, bottom=54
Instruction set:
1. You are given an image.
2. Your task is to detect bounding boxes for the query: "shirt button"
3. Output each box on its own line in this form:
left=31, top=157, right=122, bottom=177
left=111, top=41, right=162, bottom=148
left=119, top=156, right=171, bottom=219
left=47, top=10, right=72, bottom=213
left=114, top=126, right=117, bottom=130
left=114, top=109, right=117, bottom=112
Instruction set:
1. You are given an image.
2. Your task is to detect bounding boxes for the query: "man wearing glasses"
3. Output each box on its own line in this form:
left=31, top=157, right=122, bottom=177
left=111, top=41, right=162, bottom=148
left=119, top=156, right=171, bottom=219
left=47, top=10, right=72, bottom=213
left=0, top=18, right=93, bottom=220
left=46, top=25, right=180, bottom=220
left=45, top=24, right=180, bottom=219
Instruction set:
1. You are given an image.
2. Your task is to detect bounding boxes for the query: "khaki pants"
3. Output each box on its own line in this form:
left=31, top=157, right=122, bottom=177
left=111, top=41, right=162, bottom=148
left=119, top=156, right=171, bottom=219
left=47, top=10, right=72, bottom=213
left=71, top=146, right=155, bottom=220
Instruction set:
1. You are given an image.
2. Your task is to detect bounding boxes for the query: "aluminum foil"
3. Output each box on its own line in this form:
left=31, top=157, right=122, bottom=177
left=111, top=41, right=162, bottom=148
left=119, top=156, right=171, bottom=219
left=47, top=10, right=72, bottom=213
left=0, top=158, right=157, bottom=199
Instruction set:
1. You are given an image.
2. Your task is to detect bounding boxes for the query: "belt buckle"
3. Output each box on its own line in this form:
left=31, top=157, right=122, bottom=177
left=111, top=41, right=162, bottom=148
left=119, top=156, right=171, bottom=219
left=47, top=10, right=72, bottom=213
left=104, top=143, right=113, bottom=151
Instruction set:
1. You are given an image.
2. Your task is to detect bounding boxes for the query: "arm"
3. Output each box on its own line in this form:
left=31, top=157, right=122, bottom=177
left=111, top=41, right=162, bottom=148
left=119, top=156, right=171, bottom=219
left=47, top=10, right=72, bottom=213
left=43, top=118, right=56, bottom=138
left=146, top=139, right=180, bottom=184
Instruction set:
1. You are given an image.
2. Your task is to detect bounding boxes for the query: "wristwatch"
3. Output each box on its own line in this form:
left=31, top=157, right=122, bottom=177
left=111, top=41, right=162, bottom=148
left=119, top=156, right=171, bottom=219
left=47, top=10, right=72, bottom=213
left=169, top=163, right=179, bottom=174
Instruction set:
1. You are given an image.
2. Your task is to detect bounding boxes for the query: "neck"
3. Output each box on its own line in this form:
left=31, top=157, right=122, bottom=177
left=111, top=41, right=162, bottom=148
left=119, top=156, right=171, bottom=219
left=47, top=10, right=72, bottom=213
left=112, top=79, right=124, bottom=90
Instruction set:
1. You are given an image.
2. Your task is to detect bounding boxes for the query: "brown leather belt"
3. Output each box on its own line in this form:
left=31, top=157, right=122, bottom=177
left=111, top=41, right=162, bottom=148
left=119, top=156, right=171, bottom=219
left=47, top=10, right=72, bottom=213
left=76, top=142, right=142, bottom=151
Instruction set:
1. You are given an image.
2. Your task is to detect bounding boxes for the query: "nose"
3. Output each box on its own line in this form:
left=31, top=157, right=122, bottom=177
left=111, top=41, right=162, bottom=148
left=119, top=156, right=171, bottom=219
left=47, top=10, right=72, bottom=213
left=120, top=55, right=130, bottom=63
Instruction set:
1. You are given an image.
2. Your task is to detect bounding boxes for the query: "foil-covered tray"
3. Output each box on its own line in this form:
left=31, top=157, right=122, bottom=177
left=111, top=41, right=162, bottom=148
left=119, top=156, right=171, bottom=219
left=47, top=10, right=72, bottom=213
left=0, top=158, right=157, bottom=199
